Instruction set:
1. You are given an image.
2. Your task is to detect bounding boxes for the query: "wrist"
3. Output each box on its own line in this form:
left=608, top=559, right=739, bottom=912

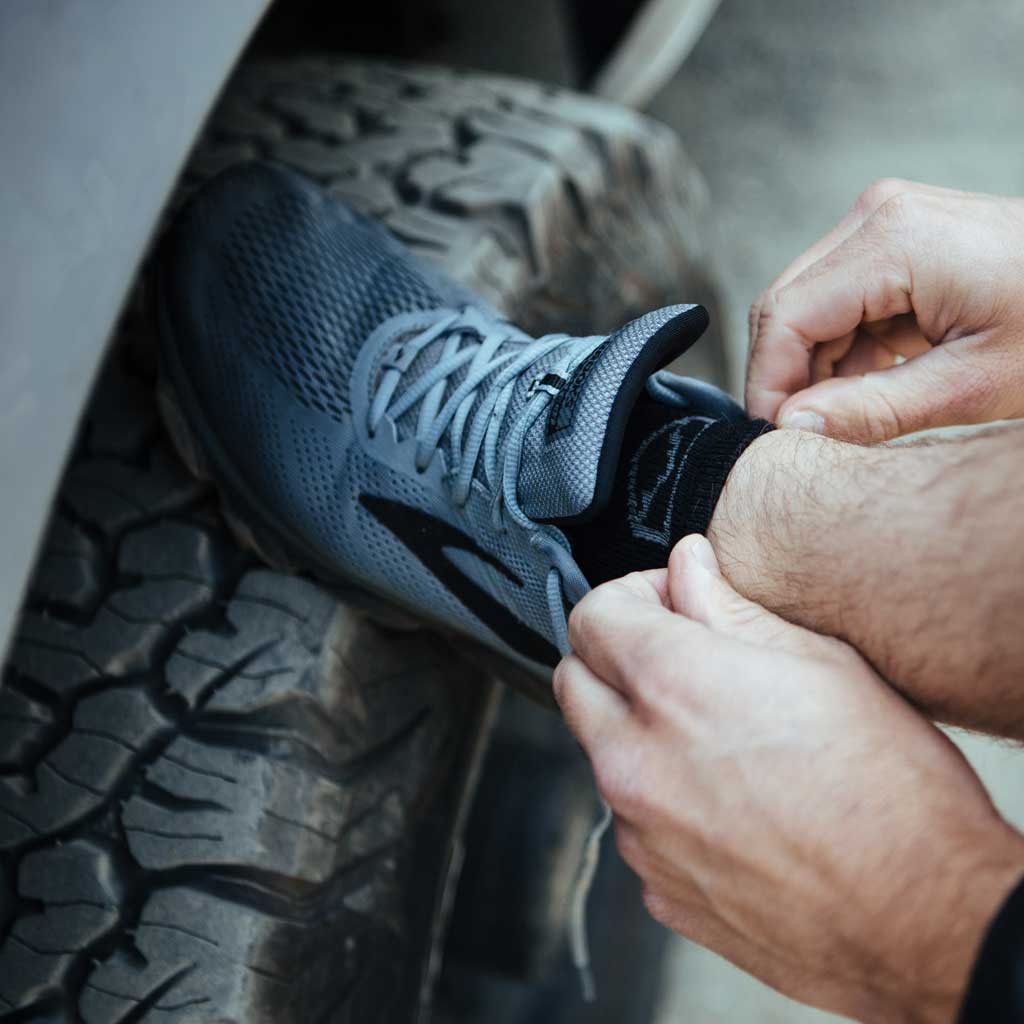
left=708, top=428, right=856, bottom=624
left=873, top=826, right=1024, bottom=1024
left=956, top=859, right=1024, bottom=1023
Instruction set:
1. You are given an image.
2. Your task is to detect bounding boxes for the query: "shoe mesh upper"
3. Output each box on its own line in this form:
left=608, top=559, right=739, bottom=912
left=223, top=190, right=443, bottom=422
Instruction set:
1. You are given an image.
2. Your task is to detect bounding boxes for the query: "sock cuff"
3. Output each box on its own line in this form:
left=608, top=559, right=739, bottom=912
left=566, top=410, right=775, bottom=587
left=673, top=417, right=775, bottom=537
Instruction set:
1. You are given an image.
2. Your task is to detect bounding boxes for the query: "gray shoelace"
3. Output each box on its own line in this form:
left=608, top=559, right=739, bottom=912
left=367, top=307, right=592, bottom=640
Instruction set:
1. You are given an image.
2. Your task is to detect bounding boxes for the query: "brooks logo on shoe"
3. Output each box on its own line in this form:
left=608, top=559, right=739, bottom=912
left=359, top=494, right=560, bottom=666
left=546, top=344, right=605, bottom=437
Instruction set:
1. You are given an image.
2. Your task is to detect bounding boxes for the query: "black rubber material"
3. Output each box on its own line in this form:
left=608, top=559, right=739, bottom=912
left=0, top=54, right=721, bottom=1024
left=0, top=348, right=495, bottom=1023
left=444, top=737, right=599, bottom=980
left=435, top=690, right=675, bottom=1024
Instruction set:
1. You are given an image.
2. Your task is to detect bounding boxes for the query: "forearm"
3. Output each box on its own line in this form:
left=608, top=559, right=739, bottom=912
left=709, top=423, right=1024, bottom=735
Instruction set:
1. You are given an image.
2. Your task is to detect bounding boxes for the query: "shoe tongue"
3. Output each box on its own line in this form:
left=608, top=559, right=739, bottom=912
left=519, top=304, right=708, bottom=524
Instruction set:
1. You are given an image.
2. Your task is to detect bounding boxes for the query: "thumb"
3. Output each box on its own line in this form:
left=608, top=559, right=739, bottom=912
left=777, top=344, right=1000, bottom=443
left=668, top=535, right=828, bottom=657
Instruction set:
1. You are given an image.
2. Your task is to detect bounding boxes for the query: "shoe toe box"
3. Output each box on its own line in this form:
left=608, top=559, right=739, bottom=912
left=159, top=161, right=448, bottom=425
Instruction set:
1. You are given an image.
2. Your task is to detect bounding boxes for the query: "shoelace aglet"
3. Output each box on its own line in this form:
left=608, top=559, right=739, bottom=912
left=578, top=963, right=596, bottom=1003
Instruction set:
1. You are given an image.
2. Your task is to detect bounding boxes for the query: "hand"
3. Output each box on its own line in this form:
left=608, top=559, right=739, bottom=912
left=746, top=180, right=1024, bottom=442
left=554, top=535, right=1024, bottom=1023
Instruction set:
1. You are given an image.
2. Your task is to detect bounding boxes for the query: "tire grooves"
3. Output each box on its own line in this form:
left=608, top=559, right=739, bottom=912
left=0, top=350, right=468, bottom=1022
left=192, top=57, right=716, bottom=338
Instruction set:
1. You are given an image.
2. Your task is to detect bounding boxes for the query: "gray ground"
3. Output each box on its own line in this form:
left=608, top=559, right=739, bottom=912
left=430, top=0, right=1024, bottom=1020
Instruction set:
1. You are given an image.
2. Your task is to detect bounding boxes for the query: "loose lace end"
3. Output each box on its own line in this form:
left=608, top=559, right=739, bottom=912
left=569, top=799, right=613, bottom=1003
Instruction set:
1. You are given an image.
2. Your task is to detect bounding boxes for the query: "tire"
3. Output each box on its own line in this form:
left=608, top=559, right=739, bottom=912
left=0, top=347, right=497, bottom=1024
left=444, top=736, right=599, bottom=982
left=436, top=695, right=673, bottom=1024
left=0, top=55, right=721, bottom=1023
left=188, top=55, right=726, bottom=363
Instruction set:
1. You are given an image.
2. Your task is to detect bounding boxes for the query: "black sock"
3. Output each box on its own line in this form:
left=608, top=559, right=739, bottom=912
left=566, top=395, right=774, bottom=586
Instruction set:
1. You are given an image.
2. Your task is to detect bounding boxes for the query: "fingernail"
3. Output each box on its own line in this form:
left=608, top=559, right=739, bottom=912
left=686, top=535, right=720, bottom=576
left=780, top=409, right=825, bottom=433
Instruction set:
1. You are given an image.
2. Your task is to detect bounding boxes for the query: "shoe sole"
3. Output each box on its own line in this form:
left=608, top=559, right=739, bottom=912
left=156, top=283, right=557, bottom=707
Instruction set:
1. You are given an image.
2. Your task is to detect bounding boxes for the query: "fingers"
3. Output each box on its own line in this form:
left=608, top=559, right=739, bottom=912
left=554, top=655, right=666, bottom=824
left=745, top=178, right=984, bottom=423
left=612, top=567, right=673, bottom=609
left=747, top=179, right=913, bottom=362
left=776, top=342, right=1004, bottom=443
left=823, top=318, right=930, bottom=380
left=567, top=538, right=836, bottom=711
left=746, top=214, right=916, bottom=420
left=566, top=571, right=698, bottom=698
left=553, top=652, right=631, bottom=755
left=668, top=535, right=833, bottom=658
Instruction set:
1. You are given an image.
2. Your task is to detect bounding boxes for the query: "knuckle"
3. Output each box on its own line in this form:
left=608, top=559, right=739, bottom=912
left=568, top=587, right=611, bottom=647
left=551, top=658, right=572, bottom=706
left=614, top=825, right=648, bottom=873
left=748, top=290, right=791, bottom=367
left=856, top=177, right=914, bottom=215
left=850, top=375, right=908, bottom=441
left=803, top=631, right=861, bottom=670
left=617, top=570, right=658, bottom=604
left=753, top=288, right=780, bottom=333
left=745, top=292, right=774, bottom=360
left=594, top=747, right=648, bottom=815
left=747, top=294, right=765, bottom=343
left=631, top=638, right=683, bottom=708
left=872, top=189, right=926, bottom=236
left=592, top=757, right=622, bottom=808
left=551, top=658, right=591, bottom=728
left=638, top=616, right=698, bottom=678
left=715, top=592, right=765, bottom=634
left=642, top=886, right=673, bottom=928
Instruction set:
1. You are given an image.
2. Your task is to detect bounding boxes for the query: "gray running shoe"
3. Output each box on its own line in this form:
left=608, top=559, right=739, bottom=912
left=157, top=162, right=731, bottom=680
